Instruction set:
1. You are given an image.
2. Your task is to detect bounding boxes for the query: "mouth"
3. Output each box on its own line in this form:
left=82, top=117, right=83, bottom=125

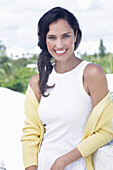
left=54, top=49, right=68, bottom=55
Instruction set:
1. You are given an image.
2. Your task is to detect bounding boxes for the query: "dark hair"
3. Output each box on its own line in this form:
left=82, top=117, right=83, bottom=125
left=37, top=7, right=82, bottom=97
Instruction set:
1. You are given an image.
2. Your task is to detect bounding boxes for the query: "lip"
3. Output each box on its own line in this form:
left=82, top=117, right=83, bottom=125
left=54, top=49, right=68, bottom=56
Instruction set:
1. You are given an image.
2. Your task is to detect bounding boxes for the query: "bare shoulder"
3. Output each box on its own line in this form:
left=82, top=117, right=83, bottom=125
left=84, top=63, right=107, bottom=85
left=83, top=63, right=108, bottom=107
left=29, top=74, right=41, bottom=102
left=84, top=63, right=105, bottom=78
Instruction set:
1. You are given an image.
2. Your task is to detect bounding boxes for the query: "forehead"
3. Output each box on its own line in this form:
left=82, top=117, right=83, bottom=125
left=47, top=19, right=73, bottom=34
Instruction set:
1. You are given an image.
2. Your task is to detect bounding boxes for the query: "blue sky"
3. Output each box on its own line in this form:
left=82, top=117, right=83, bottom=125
left=0, top=0, right=113, bottom=57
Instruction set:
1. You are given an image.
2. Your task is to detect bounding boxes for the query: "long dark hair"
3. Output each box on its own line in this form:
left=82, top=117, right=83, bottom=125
left=37, top=7, right=82, bottom=97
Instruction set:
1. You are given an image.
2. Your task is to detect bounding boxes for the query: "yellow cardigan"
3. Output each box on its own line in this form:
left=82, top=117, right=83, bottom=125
left=21, top=84, right=113, bottom=169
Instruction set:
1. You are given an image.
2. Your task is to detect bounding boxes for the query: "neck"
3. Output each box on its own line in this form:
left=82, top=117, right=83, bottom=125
left=54, top=57, right=82, bottom=74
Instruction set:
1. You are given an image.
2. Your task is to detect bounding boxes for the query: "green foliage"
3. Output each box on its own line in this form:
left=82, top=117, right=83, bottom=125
left=0, top=41, right=6, bottom=56
left=1, top=67, right=37, bottom=93
left=99, top=39, right=106, bottom=57
left=0, top=54, right=38, bottom=93
left=14, top=57, right=30, bottom=67
left=81, top=54, right=113, bottom=74
left=0, top=39, right=113, bottom=93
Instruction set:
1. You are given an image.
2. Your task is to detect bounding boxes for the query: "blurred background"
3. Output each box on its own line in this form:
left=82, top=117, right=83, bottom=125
left=0, top=0, right=113, bottom=169
left=0, top=0, right=113, bottom=93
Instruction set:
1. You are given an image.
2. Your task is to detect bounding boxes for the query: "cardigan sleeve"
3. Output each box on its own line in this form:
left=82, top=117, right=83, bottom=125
left=77, top=119, right=113, bottom=158
left=21, top=85, right=42, bottom=168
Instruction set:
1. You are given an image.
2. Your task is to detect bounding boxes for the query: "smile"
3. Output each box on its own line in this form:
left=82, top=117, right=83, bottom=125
left=54, top=49, right=67, bottom=54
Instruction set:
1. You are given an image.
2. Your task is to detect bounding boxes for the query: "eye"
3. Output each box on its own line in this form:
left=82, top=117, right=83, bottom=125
left=48, top=36, right=55, bottom=40
left=63, top=35, right=70, bottom=39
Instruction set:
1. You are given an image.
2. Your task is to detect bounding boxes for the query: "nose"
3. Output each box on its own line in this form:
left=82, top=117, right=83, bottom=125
left=56, top=39, right=64, bottom=49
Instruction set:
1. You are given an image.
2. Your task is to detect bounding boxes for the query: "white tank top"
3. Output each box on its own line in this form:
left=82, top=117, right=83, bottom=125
left=38, top=60, right=93, bottom=166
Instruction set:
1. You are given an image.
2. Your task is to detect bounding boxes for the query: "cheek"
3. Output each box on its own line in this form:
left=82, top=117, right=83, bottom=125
left=66, top=39, right=74, bottom=48
left=46, top=41, right=54, bottom=50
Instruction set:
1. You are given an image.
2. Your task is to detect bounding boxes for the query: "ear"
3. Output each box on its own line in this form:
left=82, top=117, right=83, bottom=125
left=74, top=30, right=78, bottom=42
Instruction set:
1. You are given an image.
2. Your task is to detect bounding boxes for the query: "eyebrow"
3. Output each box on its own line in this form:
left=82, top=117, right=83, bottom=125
left=47, top=32, right=72, bottom=36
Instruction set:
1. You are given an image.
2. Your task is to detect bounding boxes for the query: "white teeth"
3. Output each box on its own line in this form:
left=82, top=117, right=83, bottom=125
left=55, top=50, right=66, bottom=54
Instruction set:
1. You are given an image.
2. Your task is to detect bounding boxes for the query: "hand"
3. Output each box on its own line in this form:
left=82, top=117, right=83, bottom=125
left=25, top=165, right=37, bottom=170
left=50, top=158, right=65, bottom=170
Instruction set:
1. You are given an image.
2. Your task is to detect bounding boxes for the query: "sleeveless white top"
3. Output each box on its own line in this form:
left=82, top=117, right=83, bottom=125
left=38, top=60, right=93, bottom=170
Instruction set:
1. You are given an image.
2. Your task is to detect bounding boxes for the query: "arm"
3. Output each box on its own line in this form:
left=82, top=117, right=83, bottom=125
left=21, top=75, right=42, bottom=169
left=51, top=64, right=113, bottom=169
left=83, top=63, right=108, bottom=107
left=50, top=147, right=82, bottom=170
left=51, top=118, right=113, bottom=170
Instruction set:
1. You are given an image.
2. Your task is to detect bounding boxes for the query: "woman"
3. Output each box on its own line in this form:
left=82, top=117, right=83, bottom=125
left=21, top=7, right=113, bottom=170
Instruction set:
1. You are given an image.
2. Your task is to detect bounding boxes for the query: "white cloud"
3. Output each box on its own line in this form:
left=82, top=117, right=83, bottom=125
left=6, top=45, right=41, bottom=58
left=77, top=41, right=99, bottom=54
left=78, top=0, right=92, bottom=10
left=77, top=40, right=113, bottom=55
left=6, top=46, right=27, bottom=57
left=87, top=0, right=104, bottom=11
left=0, top=0, right=113, bottom=56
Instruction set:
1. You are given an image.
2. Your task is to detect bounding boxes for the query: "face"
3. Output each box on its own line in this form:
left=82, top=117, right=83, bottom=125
left=46, top=19, right=76, bottom=62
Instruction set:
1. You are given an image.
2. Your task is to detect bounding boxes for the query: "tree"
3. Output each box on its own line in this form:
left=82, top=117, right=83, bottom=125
left=99, top=39, right=106, bottom=57
left=0, top=41, right=6, bottom=56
